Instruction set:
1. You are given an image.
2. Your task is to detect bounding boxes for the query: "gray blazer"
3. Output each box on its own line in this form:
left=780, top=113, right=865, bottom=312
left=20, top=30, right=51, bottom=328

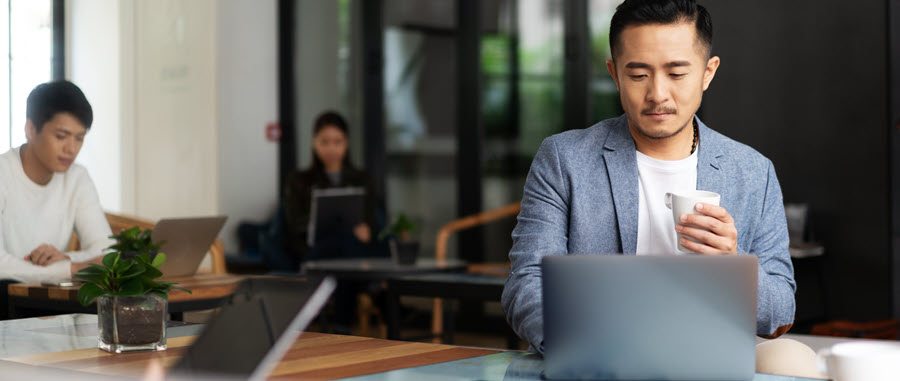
left=501, top=115, right=796, bottom=352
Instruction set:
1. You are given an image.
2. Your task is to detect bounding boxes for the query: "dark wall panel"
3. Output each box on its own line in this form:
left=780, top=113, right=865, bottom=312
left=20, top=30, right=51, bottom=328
left=702, top=0, right=890, bottom=321
left=890, top=0, right=900, bottom=319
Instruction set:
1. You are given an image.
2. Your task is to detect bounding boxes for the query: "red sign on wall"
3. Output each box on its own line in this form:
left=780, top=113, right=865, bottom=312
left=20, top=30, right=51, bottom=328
left=266, top=122, right=281, bottom=142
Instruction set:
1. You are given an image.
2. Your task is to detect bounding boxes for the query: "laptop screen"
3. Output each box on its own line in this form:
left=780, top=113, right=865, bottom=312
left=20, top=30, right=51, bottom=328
left=171, top=276, right=335, bottom=379
left=541, top=255, right=758, bottom=381
left=153, top=216, right=227, bottom=278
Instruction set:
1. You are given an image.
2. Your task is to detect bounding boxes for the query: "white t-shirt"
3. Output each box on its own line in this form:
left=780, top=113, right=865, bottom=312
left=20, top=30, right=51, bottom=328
left=635, top=149, right=698, bottom=255
left=0, top=146, right=113, bottom=283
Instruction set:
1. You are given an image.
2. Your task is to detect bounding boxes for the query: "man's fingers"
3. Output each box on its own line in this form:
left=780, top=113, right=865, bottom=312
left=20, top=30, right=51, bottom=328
left=47, top=253, right=68, bottom=266
left=678, top=225, right=727, bottom=249
left=32, top=250, right=48, bottom=265
left=29, top=245, right=48, bottom=263
left=695, top=202, right=733, bottom=223
left=677, top=204, right=738, bottom=255
left=678, top=224, right=737, bottom=254
left=27, top=249, right=41, bottom=263
left=26, top=245, right=69, bottom=266
left=33, top=247, right=65, bottom=266
left=678, top=236, right=728, bottom=255
left=680, top=214, right=724, bottom=233
left=37, top=252, right=51, bottom=266
left=681, top=213, right=738, bottom=241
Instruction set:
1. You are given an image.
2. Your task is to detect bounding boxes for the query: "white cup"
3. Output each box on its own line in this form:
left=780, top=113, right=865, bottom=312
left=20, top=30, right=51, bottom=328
left=664, top=190, right=721, bottom=253
left=817, top=342, right=900, bottom=381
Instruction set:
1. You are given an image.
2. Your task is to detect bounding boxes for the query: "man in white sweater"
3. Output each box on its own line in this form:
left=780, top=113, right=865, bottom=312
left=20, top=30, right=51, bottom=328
left=0, top=81, right=113, bottom=284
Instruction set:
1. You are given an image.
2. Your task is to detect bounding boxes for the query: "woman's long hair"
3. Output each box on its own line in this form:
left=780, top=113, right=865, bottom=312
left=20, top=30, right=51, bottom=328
left=309, top=111, right=355, bottom=179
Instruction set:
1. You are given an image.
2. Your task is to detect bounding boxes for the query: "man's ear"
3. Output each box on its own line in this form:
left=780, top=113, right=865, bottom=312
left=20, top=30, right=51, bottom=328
left=606, top=59, right=620, bottom=91
left=25, top=119, right=37, bottom=141
left=702, top=56, right=721, bottom=92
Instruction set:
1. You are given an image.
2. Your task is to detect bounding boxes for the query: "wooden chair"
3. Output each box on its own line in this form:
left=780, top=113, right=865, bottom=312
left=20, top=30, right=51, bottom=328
left=357, top=292, right=387, bottom=338
left=66, top=212, right=227, bottom=275
left=430, top=201, right=520, bottom=343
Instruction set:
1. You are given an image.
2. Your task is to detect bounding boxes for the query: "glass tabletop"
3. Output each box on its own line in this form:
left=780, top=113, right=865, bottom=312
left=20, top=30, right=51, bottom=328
left=0, top=314, right=203, bottom=359
left=343, top=352, right=828, bottom=381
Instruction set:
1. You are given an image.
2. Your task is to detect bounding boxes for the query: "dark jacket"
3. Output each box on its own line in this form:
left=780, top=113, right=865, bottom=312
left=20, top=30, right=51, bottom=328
left=283, top=166, right=376, bottom=260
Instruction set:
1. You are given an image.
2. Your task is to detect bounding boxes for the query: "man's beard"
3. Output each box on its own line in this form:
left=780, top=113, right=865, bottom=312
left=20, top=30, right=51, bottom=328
left=633, top=106, right=688, bottom=140
left=632, top=119, right=690, bottom=140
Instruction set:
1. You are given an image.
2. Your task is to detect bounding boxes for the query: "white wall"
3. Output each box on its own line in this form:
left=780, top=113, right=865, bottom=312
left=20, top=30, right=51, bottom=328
left=133, top=0, right=219, bottom=220
left=216, top=0, right=279, bottom=253
left=70, top=0, right=221, bottom=219
left=69, top=0, right=279, bottom=255
left=67, top=0, right=128, bottom=213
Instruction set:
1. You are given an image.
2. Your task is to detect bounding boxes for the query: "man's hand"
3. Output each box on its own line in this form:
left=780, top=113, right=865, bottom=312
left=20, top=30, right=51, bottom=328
left=25, top=244, right=70, bottom=266
left=675, top=202, right=738, bottom=255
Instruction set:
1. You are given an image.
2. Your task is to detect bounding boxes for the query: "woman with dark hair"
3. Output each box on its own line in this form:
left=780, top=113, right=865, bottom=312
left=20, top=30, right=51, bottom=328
left=283, top=111, right=377, bottom=266
left=283, top=111, right=381, bottom=334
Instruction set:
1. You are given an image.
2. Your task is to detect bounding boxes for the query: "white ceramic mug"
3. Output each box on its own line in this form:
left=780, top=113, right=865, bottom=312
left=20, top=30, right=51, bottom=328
left=817, top=342, right=900, bottom=381
left=664, top=190, right=721, bottom=253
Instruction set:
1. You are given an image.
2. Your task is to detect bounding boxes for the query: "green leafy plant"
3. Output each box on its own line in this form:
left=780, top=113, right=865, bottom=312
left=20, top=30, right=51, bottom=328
left=378, top=213, right=418, bottom=242
left=107, top=226, right=165, bottom=254
left=74, top=228, right=188, bottom=306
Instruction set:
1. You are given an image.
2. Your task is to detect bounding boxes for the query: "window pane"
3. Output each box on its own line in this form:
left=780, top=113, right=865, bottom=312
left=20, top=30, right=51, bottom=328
left=588, top=0, right=621, bottom=122
left=383, top=0, right=458, bottom=258
left=516, top=0, right=564, bottom=155
left=0, top=2, right=9, bottom=149
left=10, top=0, right=54, bottom=148
left=479, top=0, right=565, bottom=262
left=295, top=0, right=362, bottom=171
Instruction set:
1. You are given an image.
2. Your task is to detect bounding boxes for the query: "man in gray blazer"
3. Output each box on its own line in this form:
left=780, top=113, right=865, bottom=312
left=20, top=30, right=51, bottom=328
left=502, top=0, right=796, bottom=353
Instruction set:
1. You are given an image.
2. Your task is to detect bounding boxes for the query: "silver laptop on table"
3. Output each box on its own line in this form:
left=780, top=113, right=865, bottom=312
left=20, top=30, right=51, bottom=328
left=153, top=216, right=227, bottom=278
left=542, top=254, right=758, bottom=381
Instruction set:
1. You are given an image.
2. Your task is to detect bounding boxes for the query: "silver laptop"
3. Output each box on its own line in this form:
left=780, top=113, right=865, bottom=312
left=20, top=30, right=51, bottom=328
left=153, top=216, right=227, bottom=278
left=542, top=254, right=758, bottom=381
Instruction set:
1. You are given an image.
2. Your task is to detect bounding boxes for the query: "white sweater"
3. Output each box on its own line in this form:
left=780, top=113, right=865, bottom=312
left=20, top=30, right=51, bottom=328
left=0, top=146, right=113, bottom=283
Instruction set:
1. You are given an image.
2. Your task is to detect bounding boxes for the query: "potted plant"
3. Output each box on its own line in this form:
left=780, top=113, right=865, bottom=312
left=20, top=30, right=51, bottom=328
left=74, top=227, right=189, bottom=353
left=378, top=213, right=420, bottom=265
left=106, top=226, right=164, bottom=259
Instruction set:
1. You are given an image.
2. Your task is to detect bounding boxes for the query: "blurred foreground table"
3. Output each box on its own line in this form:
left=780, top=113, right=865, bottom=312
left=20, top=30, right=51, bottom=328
left=0, top=314, right=844, bottom=380
left=0, top=314, right=497, bottom=379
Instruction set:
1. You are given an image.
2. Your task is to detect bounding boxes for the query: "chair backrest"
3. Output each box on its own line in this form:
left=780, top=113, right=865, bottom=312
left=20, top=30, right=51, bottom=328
left=784, top=203, right=811, bottom=243
left=66, top=212, right=227, bottom=274
left=434, top=202, right=521, bottom=261
left=429, top=202, right=521, bottom=343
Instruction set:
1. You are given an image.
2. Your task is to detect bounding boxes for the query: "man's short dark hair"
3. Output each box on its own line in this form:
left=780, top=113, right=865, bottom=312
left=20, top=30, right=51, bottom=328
left=609, top=0, right=713, bottom=60
left=26, top=80, right=93, bottom=132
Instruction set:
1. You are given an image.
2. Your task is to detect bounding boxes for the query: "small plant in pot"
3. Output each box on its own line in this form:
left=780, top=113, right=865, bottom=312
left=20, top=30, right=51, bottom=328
left=378, top=213, right=420, bottom=265
left=74, top=227, right=189, bottom=353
